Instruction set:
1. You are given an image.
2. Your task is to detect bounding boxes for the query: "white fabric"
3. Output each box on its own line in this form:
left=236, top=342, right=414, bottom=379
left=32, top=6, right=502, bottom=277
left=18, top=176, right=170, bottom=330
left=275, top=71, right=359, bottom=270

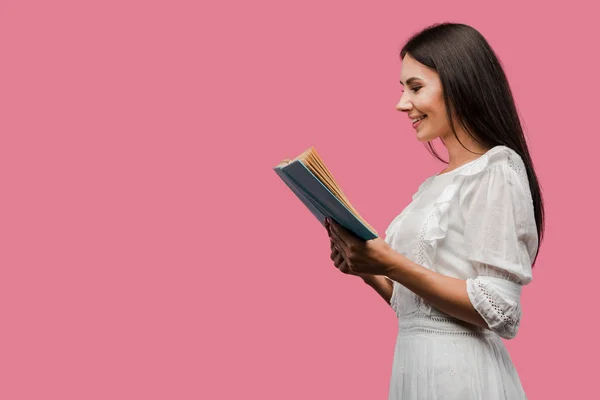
left=384, top=145, right=538, bottom=399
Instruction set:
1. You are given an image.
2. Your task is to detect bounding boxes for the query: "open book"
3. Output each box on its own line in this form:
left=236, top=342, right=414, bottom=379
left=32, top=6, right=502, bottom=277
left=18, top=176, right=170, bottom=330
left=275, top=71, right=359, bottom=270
left=273, top=146, right=378, bottom=241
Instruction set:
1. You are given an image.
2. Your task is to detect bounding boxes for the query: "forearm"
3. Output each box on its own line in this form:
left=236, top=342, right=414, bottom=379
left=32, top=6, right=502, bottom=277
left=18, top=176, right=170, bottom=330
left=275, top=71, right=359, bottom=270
left=361, top=275, right=394, bottom=305
left=383, top=251, right=488, bottom=330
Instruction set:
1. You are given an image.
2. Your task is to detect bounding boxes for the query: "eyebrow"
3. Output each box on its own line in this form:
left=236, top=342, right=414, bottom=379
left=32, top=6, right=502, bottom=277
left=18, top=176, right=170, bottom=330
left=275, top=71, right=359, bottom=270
left=399, top=77, right=423, bottom=86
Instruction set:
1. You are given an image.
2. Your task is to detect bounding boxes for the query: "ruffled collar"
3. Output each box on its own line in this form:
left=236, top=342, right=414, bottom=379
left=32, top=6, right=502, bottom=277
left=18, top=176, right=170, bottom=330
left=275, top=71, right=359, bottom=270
left=435, top=145, right=515, bottom=178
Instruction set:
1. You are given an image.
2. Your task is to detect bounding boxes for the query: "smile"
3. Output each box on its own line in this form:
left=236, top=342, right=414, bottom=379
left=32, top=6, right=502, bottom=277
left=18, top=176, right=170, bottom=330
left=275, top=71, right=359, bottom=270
left=413, top=115, right=427, bottom=128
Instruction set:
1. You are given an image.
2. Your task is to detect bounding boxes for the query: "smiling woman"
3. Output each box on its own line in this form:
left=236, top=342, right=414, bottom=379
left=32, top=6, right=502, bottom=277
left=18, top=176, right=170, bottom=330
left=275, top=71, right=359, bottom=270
left=326, top=22, right=545, bottom=400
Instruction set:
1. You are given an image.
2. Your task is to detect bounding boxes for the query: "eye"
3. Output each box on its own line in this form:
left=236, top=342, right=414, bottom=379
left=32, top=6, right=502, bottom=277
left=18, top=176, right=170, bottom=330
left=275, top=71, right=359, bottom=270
left=411, top=86, right=422, bottom=93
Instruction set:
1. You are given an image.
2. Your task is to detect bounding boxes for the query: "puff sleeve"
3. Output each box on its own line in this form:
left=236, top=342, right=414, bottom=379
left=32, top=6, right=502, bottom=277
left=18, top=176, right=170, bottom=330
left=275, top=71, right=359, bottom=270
left=460, top=162, right=538, bottom=340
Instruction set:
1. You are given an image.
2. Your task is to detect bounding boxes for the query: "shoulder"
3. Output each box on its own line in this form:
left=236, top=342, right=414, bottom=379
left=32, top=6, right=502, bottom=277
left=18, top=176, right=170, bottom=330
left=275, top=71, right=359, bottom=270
left=465, top=145, right=524, bottom=175
left=458, top=145, right=533, bottom=206
left=461, top=145, right=530, bottom=192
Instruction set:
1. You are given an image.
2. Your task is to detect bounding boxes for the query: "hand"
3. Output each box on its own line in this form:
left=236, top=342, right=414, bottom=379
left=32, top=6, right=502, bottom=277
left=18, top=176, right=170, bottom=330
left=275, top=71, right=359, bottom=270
left=325, top=218, right=395, bottom=276
left=329, top=234, right=370, bottom=278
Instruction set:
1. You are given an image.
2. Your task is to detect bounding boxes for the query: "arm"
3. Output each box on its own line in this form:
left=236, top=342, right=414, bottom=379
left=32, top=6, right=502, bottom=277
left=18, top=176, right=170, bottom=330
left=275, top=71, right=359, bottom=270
left=360, top=275, right=394, bottom=305
left=383, top=252, right=489, bottom=329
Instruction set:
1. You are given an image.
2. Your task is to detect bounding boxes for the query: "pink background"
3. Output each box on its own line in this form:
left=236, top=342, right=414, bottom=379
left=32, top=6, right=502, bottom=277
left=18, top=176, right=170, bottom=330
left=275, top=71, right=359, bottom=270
left=0, top=0, right=597, bottom=398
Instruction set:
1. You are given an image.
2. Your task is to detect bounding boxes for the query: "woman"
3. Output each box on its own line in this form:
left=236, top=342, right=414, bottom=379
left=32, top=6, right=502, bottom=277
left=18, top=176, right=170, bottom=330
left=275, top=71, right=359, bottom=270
left=325, top=22, right=544, bottom=399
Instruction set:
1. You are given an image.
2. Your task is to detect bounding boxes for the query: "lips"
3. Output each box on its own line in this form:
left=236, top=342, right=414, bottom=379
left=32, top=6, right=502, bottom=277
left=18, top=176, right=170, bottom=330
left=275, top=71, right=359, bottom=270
left=413, top=115, right=427, bottom=128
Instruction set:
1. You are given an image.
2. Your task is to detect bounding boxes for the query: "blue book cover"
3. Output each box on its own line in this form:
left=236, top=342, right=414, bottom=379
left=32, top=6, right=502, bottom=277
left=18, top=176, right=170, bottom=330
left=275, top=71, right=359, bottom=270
left=273, top=148, right=378, bottom=241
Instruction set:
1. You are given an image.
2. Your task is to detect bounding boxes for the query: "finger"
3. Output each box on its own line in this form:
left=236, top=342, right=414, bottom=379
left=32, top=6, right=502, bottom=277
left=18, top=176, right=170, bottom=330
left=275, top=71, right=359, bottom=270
left=329, top=242, right=343, bottom=262
left=330, top=236, right=338, bottom=256
left=329, top=231, right=345, bottom=258
left=335, top=250, right=352, bottom=274
left=329, top=220, right=356, bottom=252
left=329, top=227, right=350, bottom=257
left=338, top=258, right=349, bottom=274
left=332, top=254, right=339, bottom=269
left=333, top=245, right=341, bottom=261
left=331, top=221, right=355, bottom=250
left=335, top=253, right=346, bottom=272
left=327, top=227, right=337, bottom=247
left=331, top=243, right=344, bottom=266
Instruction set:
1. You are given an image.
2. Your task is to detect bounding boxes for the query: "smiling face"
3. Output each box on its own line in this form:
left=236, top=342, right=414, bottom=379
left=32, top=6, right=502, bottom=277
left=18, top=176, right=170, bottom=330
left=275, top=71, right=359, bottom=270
left=396, top=53, right=456, bottom=142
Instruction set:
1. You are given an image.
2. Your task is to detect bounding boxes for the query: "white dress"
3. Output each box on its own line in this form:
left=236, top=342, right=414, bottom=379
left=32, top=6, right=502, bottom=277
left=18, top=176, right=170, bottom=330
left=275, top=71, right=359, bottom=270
left=384, top=145, right=538, bottom=400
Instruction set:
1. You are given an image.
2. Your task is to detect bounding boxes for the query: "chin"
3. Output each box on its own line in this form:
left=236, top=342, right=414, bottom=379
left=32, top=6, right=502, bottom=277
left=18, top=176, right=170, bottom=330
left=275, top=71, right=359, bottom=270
left=416, top=131, right=436, bottom=142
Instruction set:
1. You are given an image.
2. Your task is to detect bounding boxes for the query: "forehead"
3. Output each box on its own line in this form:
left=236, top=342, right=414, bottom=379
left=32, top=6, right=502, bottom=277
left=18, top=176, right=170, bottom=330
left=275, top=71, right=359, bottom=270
left=400, top=54, right=437, bottom=82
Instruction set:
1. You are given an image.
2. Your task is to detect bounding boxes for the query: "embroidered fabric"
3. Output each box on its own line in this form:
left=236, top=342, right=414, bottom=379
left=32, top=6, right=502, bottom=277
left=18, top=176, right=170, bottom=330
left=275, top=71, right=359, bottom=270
left=384, top=145, right=536, bottom=399
left=397, top=311, right=495, bottom=338
left=466, top=276, right=522, bottom=339
left=385, top=145, right=537, bottom=326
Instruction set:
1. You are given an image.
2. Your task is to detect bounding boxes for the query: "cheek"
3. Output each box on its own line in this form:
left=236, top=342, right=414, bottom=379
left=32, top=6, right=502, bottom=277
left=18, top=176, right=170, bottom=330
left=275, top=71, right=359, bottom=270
left=422, top=89, right=444, bottom=113
left=414, top=94, right=435, bottom=114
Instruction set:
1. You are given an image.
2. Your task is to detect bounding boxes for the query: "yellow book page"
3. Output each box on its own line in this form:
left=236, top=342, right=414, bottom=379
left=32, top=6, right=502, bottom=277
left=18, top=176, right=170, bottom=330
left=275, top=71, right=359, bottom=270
left=299, top=147, right=377, bottom=235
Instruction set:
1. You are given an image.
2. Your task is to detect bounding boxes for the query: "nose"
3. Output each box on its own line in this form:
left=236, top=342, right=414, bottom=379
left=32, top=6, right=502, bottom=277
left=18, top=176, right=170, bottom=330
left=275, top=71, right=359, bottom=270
left=396, top=92, right=412, bottom=113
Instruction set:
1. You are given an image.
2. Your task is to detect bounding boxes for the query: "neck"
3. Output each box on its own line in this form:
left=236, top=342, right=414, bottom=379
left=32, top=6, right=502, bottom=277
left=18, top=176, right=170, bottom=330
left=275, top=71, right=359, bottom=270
left=441, top=131, right=490, bottom=168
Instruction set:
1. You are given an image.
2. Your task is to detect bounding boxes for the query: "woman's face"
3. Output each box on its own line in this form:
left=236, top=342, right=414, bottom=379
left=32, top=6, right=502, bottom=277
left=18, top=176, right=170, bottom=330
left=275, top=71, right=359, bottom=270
left=396, top=54, right=454, bottom=142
